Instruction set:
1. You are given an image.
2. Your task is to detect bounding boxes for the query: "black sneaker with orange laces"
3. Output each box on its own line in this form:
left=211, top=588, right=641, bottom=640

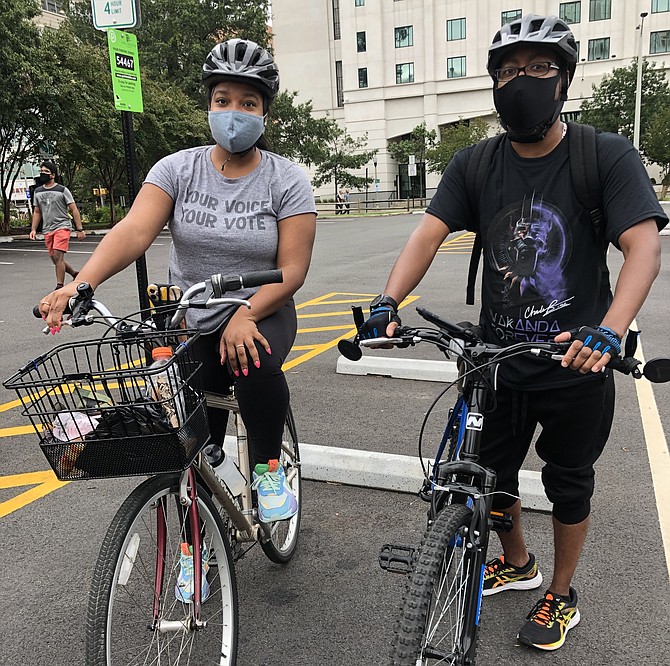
left=517, top=587, right=581, bottom=651
left=482, top=552, right=543, bottom=596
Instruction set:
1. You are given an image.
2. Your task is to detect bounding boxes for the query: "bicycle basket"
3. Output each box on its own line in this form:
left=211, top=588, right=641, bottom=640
left=3, top=330, right=210, bottom=481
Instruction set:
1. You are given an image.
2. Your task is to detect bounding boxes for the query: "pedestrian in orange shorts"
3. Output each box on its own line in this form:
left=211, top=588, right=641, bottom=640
left=29, top=161, right=85, bottom=290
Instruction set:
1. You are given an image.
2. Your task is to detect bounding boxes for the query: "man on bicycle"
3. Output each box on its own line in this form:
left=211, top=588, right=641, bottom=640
left=359, top=14, right=666, bottom=651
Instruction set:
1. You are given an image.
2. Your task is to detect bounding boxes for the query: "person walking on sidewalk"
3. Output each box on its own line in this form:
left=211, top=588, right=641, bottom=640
left=29, top=161, right=85, bottom=290
left=358, top=14, right=666, bottom=653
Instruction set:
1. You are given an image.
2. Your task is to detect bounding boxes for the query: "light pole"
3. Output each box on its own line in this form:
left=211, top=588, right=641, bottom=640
left=633, top=11, right=648, bottom=150
left=365, top=166, right=369, bottom=211
left=373, top=156, right=378, bottom=207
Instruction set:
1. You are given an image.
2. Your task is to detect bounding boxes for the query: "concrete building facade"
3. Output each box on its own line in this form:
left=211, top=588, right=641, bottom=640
left=272, top=0, right=670, bottom=198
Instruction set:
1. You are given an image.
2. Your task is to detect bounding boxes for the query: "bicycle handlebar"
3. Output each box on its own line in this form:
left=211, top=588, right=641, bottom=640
left=339, top=305, right=670, bottom=384
left=34, top=269, right=284, bottom=334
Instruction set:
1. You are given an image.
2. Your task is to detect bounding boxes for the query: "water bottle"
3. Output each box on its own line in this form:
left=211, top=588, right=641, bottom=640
left=146, top=347, right=187, bottom=428
left=204, top=444, right=247, bottom=496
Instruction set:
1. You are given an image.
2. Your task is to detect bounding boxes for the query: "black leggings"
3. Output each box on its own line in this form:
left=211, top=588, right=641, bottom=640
left=478, top=372, right=615, bottom=525
left=192, top=301, right=297, bottom=468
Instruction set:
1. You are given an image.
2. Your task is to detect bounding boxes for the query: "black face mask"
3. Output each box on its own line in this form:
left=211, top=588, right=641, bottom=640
left=493, top=74, right=565, bottom=143
left=38, top=173, right=53, bottom=184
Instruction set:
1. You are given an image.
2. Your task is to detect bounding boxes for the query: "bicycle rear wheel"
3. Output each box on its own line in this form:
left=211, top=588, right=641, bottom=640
left=391, top=503, right=479, bottom=666
left=260, top=405, right=301, bottom=563
left=86, top=474, right=238, bottom=666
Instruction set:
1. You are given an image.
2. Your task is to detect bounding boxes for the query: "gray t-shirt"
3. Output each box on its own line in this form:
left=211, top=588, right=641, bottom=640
left=145, top=146, right=316, bottom=333
left=33, top=184, right=75, bottom=233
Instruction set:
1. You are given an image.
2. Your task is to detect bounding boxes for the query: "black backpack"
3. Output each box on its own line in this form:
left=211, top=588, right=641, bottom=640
left=464, top=122, right=608, bottom=305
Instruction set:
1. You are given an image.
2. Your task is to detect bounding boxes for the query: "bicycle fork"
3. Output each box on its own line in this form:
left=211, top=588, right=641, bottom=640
left=151, top=467, right=208, bottom=633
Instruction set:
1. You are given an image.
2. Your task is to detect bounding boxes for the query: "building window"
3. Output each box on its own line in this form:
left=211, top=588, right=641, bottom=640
left=587, top=37, right=610, bottom=60
left=447, top=56, right=466, bottom=78
left=395, top=26, right=413, bottom=48
left=355, top=0, right=365, bottom=5
left=501, top=9, right=522, bottom=25
left=358, top=67, right=368, bottom=88
left=652, top=0, right=670, bottom=13
left=589, top=0, right=611, bottom=21
left=332, top=0, right=341, bottom=40
left=335, top=60, right=344, bottom=106
left=650, top=30, right=670, bottom=54
left=396, top=62, right=414, bottom=84
left=559, top=2, right=581, bottom=24
left=357, top=31, right=366, bottom=52
left=447, top=18, right=466, bottom=41
left=575, top=41, right=581, bottom=60
left=41, top=0, right=63, bottom=12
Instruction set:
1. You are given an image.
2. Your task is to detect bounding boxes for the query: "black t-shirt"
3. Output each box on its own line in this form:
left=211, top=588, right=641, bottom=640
left=427, top=129, right=668, bottom=390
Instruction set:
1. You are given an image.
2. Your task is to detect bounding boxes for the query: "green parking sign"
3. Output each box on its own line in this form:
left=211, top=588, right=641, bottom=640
left=108, top=29, right=143, bottom=113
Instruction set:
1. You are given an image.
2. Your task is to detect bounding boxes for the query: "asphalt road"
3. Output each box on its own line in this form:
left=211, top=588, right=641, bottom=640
left=0, top=216, right=669, bottom=665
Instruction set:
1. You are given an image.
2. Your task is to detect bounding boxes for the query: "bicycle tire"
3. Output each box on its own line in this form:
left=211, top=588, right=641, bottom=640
left=86, top=474, right=238, bottom=666
left=390, top=503, right=479, bottom=666
left=260, top=405, right=302, bottom=563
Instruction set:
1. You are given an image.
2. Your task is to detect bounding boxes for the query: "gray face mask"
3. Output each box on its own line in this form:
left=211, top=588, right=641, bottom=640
left=208, top=110, right=265, bottom=154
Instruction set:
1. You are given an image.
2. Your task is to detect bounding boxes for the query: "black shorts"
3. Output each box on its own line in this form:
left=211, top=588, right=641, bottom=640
left=479, top=372, right=615, bottom=524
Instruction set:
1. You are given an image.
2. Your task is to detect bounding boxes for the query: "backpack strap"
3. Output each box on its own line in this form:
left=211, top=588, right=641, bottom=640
left=465, top=134, right=505, bottom=305
left=567, top=122, right=604, bottom=239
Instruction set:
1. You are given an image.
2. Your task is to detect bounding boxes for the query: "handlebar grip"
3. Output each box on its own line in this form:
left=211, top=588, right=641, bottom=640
left=33, top=301, right=73, bottom=318
left=215, top=269, right=283, bottom=294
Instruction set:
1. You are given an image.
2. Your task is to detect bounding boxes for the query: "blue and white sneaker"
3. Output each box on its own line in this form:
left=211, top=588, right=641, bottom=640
left=252, top=459, right=298, bottom=523
left=175, top=542, right=210, bottom=603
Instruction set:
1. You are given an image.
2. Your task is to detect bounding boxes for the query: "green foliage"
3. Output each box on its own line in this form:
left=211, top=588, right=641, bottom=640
left=68, top=0, right=271, bottom=102
left=425, top=118, right=490, bottom=174
left=387, top=123, right=437, bottom=164
left=265, top=91, right=338, bottom=165
left=580, top=59, right=670, bottom=159
left=0, top=0, right=52, bottom=232
left=643, top=106, right=670, bottom=197
left=311, top=129, right=377, bottom=196
left=86, top=205, right=123, bottom=227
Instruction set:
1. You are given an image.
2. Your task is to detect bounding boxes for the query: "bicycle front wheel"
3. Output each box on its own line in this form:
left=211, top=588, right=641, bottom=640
left=391, top=503, right=479, bottom=666
left=86, top=474, right=238, bottom=666
left=260, top=405, right=301, bottom=563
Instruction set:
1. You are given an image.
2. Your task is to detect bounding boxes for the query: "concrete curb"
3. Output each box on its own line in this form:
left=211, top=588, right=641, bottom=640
left=0, top=229, right=111, bottom=243
left=337, top=355, right=458, bottom=383
left=222, top=436, right=552, bottom=512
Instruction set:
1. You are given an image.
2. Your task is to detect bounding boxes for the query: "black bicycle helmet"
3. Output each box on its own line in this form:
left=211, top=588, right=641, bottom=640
left=487, top=15, right=578, bottom=81
left=202, top=38, right=280, bottom=103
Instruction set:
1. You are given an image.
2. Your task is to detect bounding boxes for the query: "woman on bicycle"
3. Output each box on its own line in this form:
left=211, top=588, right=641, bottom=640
left=39, top=38, right=317, bottom=525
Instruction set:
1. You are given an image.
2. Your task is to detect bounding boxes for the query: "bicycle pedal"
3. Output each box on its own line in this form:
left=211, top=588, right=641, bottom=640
left=379, top=543, right=415, bottom=574
left=490, top=510, right=514, bottom=533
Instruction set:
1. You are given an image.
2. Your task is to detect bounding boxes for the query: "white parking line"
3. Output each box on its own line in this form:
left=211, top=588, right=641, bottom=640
left=631, top=322, right=670, bottom=581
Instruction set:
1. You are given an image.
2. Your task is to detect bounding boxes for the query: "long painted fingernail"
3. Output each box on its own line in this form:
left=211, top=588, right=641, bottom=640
left=266, top=347, right=272, bottom=355
left=234, top=370, right=239, bottom=377
left=254, top=360, right=260, bottom=368
left=242, top=368, right=248, bottom=377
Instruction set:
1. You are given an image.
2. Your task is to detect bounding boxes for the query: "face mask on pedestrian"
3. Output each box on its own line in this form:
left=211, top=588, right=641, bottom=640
left=493, top=73, right=565, bottom=143
left=208, top=110, right=266, bottom=154
left=38, top=173, right=53, bottom=185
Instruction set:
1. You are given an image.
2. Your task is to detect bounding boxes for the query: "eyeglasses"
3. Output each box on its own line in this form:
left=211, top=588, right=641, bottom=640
left=494, top=61, right=560, bottom=83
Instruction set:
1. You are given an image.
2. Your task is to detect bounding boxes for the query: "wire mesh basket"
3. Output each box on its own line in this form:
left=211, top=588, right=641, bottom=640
left=3, top=330, right=210, bottom=481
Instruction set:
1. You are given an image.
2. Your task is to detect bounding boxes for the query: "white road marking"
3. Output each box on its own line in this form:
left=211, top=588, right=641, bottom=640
left=632, top=320, right=670, bottom=581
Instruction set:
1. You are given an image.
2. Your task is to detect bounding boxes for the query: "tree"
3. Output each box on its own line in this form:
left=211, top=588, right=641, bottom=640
left=311, top=129, right=376, bottom=197
left=265, top=91, right=338, bottom=165
left=68, top=0, right=271, bottom=102
left=580, top=58, right=670, bottom=159
left=387, top=123, right=437, bottom=164
left=643, top=106, right=670, bottom=197
left=0, top=0, right=66, bottom=232
left=425, top=118, right=489, bottom=174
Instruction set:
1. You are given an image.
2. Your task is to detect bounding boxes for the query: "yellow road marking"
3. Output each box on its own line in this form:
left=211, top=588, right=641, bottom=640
left=0, top=471, right=69, bottom=519
left=297, top=325, right=356, bottom=334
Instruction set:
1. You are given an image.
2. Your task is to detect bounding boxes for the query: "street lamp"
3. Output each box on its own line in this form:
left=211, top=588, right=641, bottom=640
left=633, top=11, right=648, bottom=151
left=373, top=156, right=378, bottom=204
